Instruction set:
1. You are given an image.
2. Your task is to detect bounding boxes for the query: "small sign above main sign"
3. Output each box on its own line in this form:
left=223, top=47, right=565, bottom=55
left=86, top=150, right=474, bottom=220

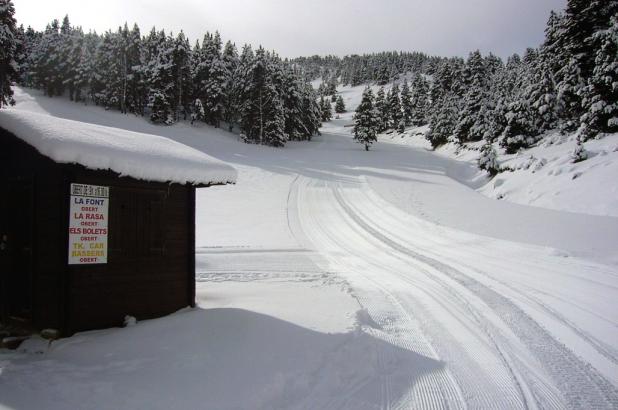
left=68, top=183, right=109, bottom=265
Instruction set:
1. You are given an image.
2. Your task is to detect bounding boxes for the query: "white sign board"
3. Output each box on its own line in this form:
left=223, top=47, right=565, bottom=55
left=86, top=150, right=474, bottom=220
left=68, top=183, right=109, bottom=264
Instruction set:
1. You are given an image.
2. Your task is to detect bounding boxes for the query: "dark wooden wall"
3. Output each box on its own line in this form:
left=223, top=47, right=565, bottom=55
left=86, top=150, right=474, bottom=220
left=1, top=129, right=196, bottom=335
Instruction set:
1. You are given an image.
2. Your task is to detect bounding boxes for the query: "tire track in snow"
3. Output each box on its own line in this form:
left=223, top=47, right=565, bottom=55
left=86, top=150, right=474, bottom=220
left=354, top=182, right=618, bottom=383
left=301, top=178, right=557, bottom=408
left=330, top=185, right=545, bottom=409
left=333, top=181, right=618, bottom=409
left=296, top=178, right=466, bottom=410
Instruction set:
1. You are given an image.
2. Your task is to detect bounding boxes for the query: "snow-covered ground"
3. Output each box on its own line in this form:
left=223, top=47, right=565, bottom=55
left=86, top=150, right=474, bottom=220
left=1, top=87, right=618, bottom=409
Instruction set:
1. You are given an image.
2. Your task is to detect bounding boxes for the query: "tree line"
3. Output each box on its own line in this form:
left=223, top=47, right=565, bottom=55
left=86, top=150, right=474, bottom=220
left=0, top=5, right=322, bottom=147
left=300, top=0, right=617, bottom=158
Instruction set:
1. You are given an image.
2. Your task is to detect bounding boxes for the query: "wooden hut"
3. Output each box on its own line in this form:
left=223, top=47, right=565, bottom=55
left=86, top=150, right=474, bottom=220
left=0, top=110, right=236, bottom=336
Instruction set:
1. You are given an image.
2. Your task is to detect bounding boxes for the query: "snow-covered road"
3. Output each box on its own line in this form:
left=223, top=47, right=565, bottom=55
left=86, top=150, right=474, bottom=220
left=291, top=162, right=618, bottom=408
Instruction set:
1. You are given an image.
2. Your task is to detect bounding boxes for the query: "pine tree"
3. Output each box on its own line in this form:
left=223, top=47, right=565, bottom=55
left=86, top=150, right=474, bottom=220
left=325, top=73, right=338, bottom=95
left=281, top=64, right=317, bottom=141
left=0, top=0, right=18, bottom=107
left=300, top=82, right=322, bottom=139
left=239, top=47, right=286, bottom=146
left=410, top=74, right=428, bottom=126
left=388, top=83, right=402, bottom=129
left=454, top=50, right=490, bottom=143
left=426, top=93, right=458, bottom=148
left=194, top=31, right=226, bottom=127
left=500, top=99, right=538, bottom=153
left=15, top=25, right=41, bottom=87
left=320, top=95, right=332, bottom=122
left=221, top=40, right=239, bottom=131
left=73, top=31, right=99, bottom=103
left=525, top=52, right=557, bottom=133
left=426, top=59, right=464, bottom=140
left=335, top=94, right=346, bottom=113
left=478, top=143, right=500, bottom=175
left=571, top=135, right=588, bottom=162
left=400, top=79, right=413, bottom=126
left=171, top=31, right=193, bottom=121
left=579, top=17, right=618, bottom=139
left=32, top=19, right=66, bottom=96
left=92, top=30, right=123, bottom=108
left=375, top=86, right=388, bottom=132
left=191, top=98, right=205, bottom=124
left=126, top=23, right=146, bottom=115
left=146, top=30, right=175, bottom=124
left=353, top=87, right=379, bottom=151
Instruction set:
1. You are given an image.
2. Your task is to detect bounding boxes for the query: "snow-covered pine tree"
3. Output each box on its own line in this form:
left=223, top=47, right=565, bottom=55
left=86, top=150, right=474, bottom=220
left=571, top=135, right=588, bottom=162
left=31, top=19, right=66, bottom=97
left=555, top=0, right=618, bottom=136
left=454, top=50, right=490, bottom=143
left=426, top=93, right=458, bottom=148
left=478, top=142, right=500, bottom=175
left=425, top=58, right=464, bottom=147
left=400, top=79, right=413, bottom=126
left=482, top=54, right=521, bottom=142
left=320, top=95, right=332, bottom=122
left=239, top=47, right=287, bottom=146
left=500, top=99, right=537, bottom=153
left=191, top=98, right=205, bottom=124
left=375, top=86, right=388, bottom=132
left=326, top=73, right=338, bottom=95
left=146, top=30, right=175, bottom=124
left=221, top=40, right=239, bottom=131
left=280, top=64, right=305, bottom=140
left=410, top=73, right=428, bottom=126
left=15, top=25, right=41, bottom=87
left=171, top=31, right=193, bottom=121
left=58, top=19, right=84, bottom=102
left=72, top=31, right=98, bottom=103
left=0, top=0, right=18, bottom=107
left=192, top=32, right=218, bottom=126
left=376, top=63, right=390, bottom=85
left=561, top=0, right=618, bottom=82
left=205, top=32, right=226, bottom=127
left=499, top=48, right=542, bottom=153
left=388, top=83, right=402, bottom=130
left=233, top=43, right=254, bottom=130
left=125, top=23, right=146, bottom=115
left=335, top=94, right=346, bottom=113
left=353, top=87, right=379, bottom=151
left=524, top=51, right=557, bottom=133
left=555, top=56, right=584, bottom=133
left=91, top=29, right=122, bottom=108
left=300, top=81, right=322, bottom=139
left=579, top=17, right=618, bottom=140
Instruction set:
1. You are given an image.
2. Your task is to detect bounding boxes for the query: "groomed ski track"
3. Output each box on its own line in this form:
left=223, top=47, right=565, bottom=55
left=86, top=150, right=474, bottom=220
left=286, top=132, right=618, bottom=409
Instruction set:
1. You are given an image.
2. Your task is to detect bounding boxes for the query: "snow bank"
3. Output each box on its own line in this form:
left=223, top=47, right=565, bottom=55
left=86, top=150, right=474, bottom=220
left=381, top=126, right=618, bottom=218
left=0, top=109, right=237, bottom=186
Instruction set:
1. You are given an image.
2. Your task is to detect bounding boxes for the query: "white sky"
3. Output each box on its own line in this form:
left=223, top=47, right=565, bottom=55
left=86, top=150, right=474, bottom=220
left=14, top=0, right=567, bottom=59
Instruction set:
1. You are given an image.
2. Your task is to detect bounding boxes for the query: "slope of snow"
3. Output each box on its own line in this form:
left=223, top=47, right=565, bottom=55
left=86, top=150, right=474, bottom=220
left=384, top=128, right=618, bottom=217
left=1, top=87, right=618, bottom=409
left=0, top=106, right=237, bottom=186
left=335, top=82, right=618, bottom=217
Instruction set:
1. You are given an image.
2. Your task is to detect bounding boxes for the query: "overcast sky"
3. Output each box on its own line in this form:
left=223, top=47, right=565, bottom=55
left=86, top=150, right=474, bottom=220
left=15, top=0, right=567, bottom=59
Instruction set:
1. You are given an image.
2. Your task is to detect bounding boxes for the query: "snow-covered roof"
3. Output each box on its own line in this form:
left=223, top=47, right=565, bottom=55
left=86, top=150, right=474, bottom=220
left=0, top=110, right=237, bottom=186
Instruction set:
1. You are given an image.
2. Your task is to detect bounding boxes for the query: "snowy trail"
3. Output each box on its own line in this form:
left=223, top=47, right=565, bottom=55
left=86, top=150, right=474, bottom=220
left=292, top=168, right=618, bottom=409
